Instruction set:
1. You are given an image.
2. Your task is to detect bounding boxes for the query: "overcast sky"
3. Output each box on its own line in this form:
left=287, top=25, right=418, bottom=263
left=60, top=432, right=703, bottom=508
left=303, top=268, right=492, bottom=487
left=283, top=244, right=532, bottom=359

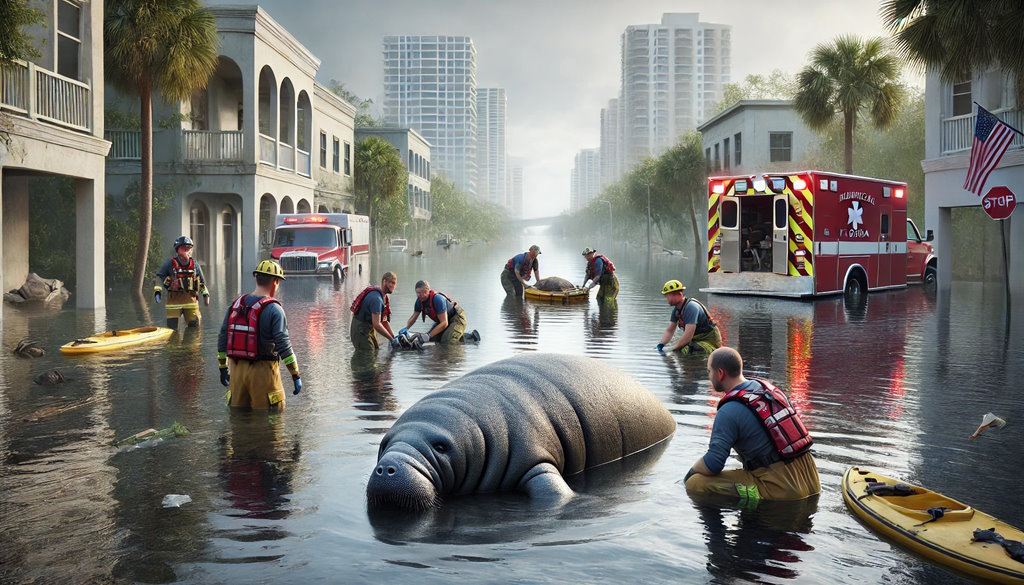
left=211, top=0, right=904, bottom=217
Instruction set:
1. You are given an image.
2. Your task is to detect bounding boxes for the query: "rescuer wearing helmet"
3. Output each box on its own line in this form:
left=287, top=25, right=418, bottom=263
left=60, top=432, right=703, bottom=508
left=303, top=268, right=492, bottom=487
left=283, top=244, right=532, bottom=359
left=399, top=280, right=480, bottom=345
left=350, top=271, right=398, bottom=351
left=217, top=260, right=302, bottom=411
left=154, top=235, right=210, bottom=329
left=684, top=347, right=820, bottom=503
left=580, top=247, right=618, bottom=301
left=657, top=279, right=723, bottom=354
left=500, top=245, right=541, bottom=297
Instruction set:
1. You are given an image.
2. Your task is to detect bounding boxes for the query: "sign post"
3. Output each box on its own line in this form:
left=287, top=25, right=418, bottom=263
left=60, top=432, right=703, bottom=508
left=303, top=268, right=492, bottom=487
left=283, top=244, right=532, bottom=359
left=982, top=186, right=1015, bottom=332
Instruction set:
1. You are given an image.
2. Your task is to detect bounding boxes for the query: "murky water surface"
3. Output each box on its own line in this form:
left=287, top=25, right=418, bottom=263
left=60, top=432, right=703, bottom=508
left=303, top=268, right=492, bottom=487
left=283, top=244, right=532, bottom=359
left=2, top=234, right=1022, bottom=584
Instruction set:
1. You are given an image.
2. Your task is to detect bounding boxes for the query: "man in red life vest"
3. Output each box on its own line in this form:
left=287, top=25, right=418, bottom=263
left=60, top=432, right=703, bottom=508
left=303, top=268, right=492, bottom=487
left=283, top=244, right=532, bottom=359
left=685, top=347, right=820, bottom=502
left=399, top=280, right=478, bottom=344
left=580, top=247, right=619, bottom=301
left=154, top=235, right=210, bottom=329
left=500, top=245, right=541, bottom=297
left=351, top=271, right=398, bottom=351
left=217, top=260, right=301, bottom=411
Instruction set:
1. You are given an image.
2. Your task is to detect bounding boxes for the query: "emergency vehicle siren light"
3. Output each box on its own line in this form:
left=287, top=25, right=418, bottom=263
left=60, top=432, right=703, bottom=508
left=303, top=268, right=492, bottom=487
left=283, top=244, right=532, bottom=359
left=735, top=180, right=748, bottom=191
left=792, top=178, right=807, bottom=190
left=712, top=182, right=726, bottom=194
left=895, top=188, right=904, bottom=198
left=770, top=178, right=786, bottom=191
left=753, top=179, right=767, bottom=192
left=306, top=215, right=328, bottom=223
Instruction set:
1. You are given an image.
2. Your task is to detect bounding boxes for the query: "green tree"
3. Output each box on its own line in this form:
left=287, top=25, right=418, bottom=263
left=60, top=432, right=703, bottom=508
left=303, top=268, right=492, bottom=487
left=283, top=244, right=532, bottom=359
left=354, top=136, right=406, bottom=240
left=882, top=0, right=1024, bottom=106
left=105, top=0, right=219, bottom=296
left=0, top=0, right=42, bottom=65
left=711, top=70, right=796, bottom=116
left=794, top=35, right=904, bottom=174
left=654, top=132, right=708, bottom=262
left=431, top=175, right=504, bottom=241
left=327, top=79, right=380, bottom=128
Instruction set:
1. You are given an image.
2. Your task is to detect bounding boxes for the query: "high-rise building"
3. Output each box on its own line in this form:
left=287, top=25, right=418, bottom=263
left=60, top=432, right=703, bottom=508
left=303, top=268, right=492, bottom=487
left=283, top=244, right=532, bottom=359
left=600, top=98, right=621, bottom=188
left=509, top=162, right=524, bottom=218
left=383, top=35, right=478, bottom=195
left=570, top=148, right=601, bottom=213
left=476, top=88, right=507, bottom=207
left=620, top=13, right=730, bottom=171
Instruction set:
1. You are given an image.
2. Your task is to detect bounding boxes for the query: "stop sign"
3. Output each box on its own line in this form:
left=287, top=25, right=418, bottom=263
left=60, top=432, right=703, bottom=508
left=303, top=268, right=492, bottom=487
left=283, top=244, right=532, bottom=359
left=982, top=186, right=1016, bottom=220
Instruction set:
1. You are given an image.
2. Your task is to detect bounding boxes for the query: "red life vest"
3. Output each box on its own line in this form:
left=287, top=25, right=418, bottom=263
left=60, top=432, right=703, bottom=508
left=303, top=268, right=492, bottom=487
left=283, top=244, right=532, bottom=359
left=421, top=290, right=456, bottom=323
left=170, top=256, right=197, bottom=292
left=350, top=286, right=391, bottom=322
left=225, top=294, right=281, bottom=361
left=585, top=254, right=615, bottom=280
left=504, top=254, right=535, bottom=279
left=717, top=378, right=813, bottom=461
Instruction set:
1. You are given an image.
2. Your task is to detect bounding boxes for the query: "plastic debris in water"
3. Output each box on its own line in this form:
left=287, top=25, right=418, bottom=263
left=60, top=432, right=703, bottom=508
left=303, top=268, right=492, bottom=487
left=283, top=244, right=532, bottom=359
left=115, top=421, right=190, bottom=448
left=970, top=413, right=1007, bottom=440
left=162, top=494, right=191, bottom=508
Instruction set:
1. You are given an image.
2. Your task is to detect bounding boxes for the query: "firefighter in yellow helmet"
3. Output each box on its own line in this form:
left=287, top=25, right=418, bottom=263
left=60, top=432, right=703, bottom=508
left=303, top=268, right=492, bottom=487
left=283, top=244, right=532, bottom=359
left=657, top=279, right=723, bottom=354
left=217, top=260, right=302, bottom=411
left=154, top=235, right=210, bottom=329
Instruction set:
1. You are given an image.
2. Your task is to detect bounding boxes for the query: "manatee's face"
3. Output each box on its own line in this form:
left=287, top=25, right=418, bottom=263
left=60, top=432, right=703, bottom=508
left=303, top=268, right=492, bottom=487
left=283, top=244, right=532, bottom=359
left=367, top=422, right=460, bottom=511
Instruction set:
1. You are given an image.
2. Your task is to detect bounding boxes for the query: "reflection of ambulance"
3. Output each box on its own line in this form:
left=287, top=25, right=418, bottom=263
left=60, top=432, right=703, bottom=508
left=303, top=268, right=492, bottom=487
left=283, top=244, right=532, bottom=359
left=270, top=213, right=369, bottom=283
left=703, top=171, right=938, bottom=297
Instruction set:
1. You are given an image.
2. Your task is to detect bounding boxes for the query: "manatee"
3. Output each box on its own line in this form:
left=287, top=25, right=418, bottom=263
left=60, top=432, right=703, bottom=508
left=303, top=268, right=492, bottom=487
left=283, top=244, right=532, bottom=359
left=366, top=353, right=676, bottom=510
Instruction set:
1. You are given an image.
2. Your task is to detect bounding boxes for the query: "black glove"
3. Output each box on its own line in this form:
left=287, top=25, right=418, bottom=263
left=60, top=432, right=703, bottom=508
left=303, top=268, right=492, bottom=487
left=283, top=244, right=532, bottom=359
left=219, top=367, right=229, bottom=387
left=390, top=337, right=401, bottom=349
left=292, top=375, right=302, bottom=395
left=154, top=288, right=162, bottom=304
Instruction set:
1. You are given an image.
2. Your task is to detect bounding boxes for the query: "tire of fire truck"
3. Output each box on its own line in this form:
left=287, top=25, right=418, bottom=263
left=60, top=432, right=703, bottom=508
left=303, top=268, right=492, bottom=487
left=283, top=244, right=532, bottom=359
left=844, top=271, right=866, bottom=297
left=333, top=265, right=345, bottom=289
left=924, top=265, right=937, bottom=284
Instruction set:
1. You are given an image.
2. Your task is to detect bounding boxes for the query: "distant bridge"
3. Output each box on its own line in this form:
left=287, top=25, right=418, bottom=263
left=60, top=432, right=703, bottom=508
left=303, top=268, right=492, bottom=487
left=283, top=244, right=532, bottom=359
left=505, top=215, right=571, bottom=231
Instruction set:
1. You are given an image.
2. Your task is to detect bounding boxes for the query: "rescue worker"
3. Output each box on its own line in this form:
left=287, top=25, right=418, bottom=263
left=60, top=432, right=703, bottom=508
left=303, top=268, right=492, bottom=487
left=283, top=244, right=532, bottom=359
left=400, top=280, right=479, bottom=344
left=580, top=247, right=619, bottom=301
left=154, top=235, right=210, bottom=329
left=500, top=244, right=541, bottom=297
left=217, top=260, right=301, bottom=411
left=685, top=347, right=820, bottom=502
left=350, top=271, right=398, bottom=351
left=657, top=279, right=723, bottom=354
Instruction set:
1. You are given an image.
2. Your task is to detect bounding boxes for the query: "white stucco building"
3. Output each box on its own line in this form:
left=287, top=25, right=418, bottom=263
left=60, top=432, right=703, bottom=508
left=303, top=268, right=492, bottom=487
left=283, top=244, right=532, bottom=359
left=922, top=70, right=1023, bottom=295
left=0, top=0, right=108, bottom=309
left=697, top=100, right=819, bottom=176
left=105, top=6, right=356, bottom=288
left=354, top=127, right=432, bottom=221
left=476, top=88, right=508, bottom=208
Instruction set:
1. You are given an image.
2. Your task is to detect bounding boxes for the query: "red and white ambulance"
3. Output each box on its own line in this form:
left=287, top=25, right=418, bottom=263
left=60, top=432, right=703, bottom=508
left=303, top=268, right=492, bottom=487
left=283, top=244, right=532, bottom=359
left=703, top=171, right=937, bottom=297
left=270, top=213, right=369, bottom=283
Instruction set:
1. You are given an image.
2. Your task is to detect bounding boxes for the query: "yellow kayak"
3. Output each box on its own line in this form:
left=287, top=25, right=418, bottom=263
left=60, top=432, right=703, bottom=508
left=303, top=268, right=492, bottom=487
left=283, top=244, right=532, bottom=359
left=60, top=326, right=175, bottom=355
left=524, top=286, right=590, bottom=304
left=843, top=466, right=1024, bottom=584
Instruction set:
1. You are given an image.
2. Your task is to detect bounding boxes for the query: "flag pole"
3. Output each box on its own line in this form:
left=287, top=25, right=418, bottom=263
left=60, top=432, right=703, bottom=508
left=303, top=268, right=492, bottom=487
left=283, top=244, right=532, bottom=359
left=1001, top=219, right=1011, bottom=333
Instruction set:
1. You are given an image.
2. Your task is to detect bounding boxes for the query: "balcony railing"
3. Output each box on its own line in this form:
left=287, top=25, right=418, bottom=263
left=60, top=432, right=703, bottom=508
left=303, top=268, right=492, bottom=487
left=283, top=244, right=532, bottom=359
left=942, top=108, right=1024, bottom=154
left=259, top=133, right=276, bottom=166
left=278, top=142, right=294, bottom=171
left=106, top=130, right=141, bottom=160
left=0, top=60, right=91, bottom=133
left=182, top=130, right=243, bottom=162
left=296, top=147, right=311, bottom=177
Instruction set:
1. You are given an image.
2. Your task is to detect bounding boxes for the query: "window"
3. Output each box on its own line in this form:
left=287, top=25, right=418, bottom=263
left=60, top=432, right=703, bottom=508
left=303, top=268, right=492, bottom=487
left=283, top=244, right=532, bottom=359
left=723, top=137, right=730, bottom=170
left=713, top=144, right=720, bottom=171
left=705, top=147, right=712, bottom=172
left=320, top=132, right=327, bottom=168
left=769, top=132, right=792, bottom=162
left=333, top=137, right=340, bottom=173
left=952, top=80, right=972, bottom=116
left=734, top=132, right=742, bottom=166
left=344, top=142, right=351, bottom=176
left=57, top=0, right=81, bottom=80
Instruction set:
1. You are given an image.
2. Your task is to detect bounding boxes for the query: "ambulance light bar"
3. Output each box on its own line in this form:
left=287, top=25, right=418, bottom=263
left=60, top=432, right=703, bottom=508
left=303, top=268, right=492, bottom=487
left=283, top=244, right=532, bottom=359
left=753, top=179, right=767, bottom=192
left=895, top=188, right=904, bottom=198
left=792, top=178, right=807, bottom=190
left=735, top=180, right=748, bottom=191
left=770, top=178, right=786, bottom=191
left=283, top=215, right=329, bottom=224
left=712, top=182, right=725, bottom=194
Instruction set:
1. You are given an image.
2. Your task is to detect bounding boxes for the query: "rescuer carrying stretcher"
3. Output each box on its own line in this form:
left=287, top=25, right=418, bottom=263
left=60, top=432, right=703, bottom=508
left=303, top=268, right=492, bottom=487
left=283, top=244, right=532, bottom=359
left=217, top=260, right=302, bottom=411
left=154, top=235, right=210, bottom=329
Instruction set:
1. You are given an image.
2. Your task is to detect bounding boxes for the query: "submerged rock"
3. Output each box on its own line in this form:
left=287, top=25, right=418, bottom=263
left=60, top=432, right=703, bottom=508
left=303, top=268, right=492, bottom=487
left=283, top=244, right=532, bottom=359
left=33, top=369, right=66, bottom=386
left=4, top=273, right=71, bottom=305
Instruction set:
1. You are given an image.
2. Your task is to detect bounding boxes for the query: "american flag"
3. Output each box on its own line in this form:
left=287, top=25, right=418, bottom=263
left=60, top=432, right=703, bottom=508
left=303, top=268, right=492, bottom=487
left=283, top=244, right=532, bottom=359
left=963, top=106, right=1017, bottom=195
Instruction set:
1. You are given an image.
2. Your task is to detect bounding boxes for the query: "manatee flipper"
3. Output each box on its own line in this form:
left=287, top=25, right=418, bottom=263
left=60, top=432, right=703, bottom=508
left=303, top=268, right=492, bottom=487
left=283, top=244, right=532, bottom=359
left=519, top=462, right=573, bottom=504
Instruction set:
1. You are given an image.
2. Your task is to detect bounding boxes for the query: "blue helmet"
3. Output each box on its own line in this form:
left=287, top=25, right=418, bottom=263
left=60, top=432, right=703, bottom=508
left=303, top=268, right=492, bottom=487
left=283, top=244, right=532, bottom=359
left=173, top=235, right=194, bottom=251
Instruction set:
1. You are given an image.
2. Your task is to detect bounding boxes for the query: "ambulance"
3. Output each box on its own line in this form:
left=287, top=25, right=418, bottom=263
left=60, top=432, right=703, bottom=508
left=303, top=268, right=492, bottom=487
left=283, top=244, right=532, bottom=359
left=703, top=171, right=937, bottom=297
left=270, top=213, right=369, bottom=283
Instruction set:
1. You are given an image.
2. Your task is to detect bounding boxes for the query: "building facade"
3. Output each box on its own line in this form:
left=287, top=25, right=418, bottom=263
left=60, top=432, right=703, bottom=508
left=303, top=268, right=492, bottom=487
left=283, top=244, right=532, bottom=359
left=383, top=35, right=477, bottom=197
left=0, top=0, right=108, bottom=308
left=922, top=69, right=1023, bottom=295
left=621, top=13, right=731, bottom=172
left=355, top=127, right=432, bottom=221
left=476, top=88, right=507, bottom=208
left=600, top=98, right=621, bottom=189
left=105, top=6, right=357, bottom=288
left=570, top=148, right=601, bottom=213
left=510, top=163, right=524, bottom=218
left=697, top=100, right=818, bottom=176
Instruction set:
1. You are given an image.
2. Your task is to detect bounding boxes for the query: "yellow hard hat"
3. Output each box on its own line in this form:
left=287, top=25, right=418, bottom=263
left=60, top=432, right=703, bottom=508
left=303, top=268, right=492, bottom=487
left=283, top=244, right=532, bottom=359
left=661, top=279, right=685, bottom=295
left=253, top=259, right=286, bottom=280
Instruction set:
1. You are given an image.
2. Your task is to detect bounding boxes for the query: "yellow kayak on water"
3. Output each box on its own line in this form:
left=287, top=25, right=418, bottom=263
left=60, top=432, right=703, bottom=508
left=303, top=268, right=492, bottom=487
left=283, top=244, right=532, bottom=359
left=523, top=286, right=590, bottom=304
left=843, top=466, right=1024, bottom=584
left=60, top=326, right=175, bottom=355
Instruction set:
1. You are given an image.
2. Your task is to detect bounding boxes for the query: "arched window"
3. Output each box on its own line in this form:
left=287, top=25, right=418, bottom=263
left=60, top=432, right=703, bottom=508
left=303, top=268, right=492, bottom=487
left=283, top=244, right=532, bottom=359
left=297, top=199, right=311, bottom=213
left=189, top=200, right=210, bottom=267
left=280, top=196, right=294, bottom=214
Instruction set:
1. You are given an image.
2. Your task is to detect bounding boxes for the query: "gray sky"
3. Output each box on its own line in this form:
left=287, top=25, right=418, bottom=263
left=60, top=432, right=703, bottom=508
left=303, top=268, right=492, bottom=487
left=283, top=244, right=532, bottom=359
left=212, top=0, right=902, bottom=217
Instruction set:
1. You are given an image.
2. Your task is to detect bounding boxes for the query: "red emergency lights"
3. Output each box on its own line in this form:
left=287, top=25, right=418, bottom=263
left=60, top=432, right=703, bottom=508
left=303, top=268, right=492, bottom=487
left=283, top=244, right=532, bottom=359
left=792, top=178, right=807, bottom=190
left=712, top=182, right=725, bottom=194
left=283, top=215, right=328, bottom=224
left=895, top=188, right=904, bottom=199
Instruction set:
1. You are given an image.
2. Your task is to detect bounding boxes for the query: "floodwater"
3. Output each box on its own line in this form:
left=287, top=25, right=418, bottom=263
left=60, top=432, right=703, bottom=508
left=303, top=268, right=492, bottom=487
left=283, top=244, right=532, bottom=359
left=1, top=233, right=1022, bottom=584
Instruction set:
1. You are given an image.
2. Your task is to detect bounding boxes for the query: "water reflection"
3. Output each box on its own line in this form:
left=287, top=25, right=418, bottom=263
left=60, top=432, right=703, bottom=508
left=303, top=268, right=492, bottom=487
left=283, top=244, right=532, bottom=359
left=219, top=414, right=299, bottom=522
left=350, top=350, right=398, bottom=414
left=500, top=296, right=537, bottom=342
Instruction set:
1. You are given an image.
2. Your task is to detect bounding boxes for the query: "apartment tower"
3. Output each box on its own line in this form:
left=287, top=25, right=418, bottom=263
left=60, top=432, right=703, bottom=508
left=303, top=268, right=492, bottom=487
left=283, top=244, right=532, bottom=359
left=476, top=88, right=508, bottom=207
left=570, top=148, right=601, bottom=213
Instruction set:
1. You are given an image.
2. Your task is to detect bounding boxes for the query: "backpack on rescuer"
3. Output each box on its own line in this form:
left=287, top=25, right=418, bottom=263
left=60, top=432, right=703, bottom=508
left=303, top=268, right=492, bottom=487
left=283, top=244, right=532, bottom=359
left=717, top=378, right=813, bottom=460
left=350, top=286, right=391, bottom=322
left=226, top=294, right=281, bottom=360
left=421, top=290, right=456, bottom=322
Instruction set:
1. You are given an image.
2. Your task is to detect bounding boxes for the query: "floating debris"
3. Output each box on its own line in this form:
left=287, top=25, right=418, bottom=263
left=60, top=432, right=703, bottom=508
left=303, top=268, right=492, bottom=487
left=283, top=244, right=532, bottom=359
left=115, top=421, right=190, bottom=448
left=12, top=339, right=46, bottom=358
left=33, top=369, right=66, bottom=386
left=162, top=494, right=191, bottom=508
left=970, top=413, right=1007, bottom=440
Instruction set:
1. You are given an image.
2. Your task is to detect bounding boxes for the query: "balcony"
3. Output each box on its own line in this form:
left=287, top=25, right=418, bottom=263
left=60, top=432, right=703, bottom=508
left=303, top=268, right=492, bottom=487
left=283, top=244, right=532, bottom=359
left=259, top=133, right=276, bottom=166
left=182, top=130, right=243, bottom=162
left=106, top=130, right=140, bottom=160
left=1, top=60, right=91, bottom=133
left=942, top=108, right=1024, bottom=154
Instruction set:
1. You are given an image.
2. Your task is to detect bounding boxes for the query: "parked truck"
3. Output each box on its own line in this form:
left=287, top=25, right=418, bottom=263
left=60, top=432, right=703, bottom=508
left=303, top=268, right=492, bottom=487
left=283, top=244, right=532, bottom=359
left=270, top=213, right=369, bottom=284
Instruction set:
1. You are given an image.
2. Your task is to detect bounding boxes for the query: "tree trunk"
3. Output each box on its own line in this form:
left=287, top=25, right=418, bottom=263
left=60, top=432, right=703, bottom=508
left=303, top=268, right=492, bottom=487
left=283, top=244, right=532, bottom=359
left=844, top=109, right=855, bottom=174
left=132, top=85, right=154, bottom=297
left=688, top=188, right=703, bottom=265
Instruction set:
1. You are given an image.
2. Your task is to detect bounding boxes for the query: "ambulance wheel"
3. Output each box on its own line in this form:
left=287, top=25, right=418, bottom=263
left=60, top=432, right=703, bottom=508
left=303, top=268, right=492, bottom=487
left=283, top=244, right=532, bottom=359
left=924, top=265, right=937, bottom=284
left=844, top=273, right=865, bottom=297
left=333, top=265, right=345, bottom=288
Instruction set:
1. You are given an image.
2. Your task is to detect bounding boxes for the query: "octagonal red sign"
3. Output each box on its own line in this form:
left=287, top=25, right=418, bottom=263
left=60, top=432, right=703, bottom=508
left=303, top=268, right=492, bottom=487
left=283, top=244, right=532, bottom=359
left=982, top=186, right=1016, bottom=221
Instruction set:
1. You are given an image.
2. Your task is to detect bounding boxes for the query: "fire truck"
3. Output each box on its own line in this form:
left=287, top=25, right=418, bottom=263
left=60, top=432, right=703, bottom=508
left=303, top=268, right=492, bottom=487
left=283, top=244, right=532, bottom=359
left=703, top=171, right=937, bottom=297
left=270, top=213, right=369, bottom=283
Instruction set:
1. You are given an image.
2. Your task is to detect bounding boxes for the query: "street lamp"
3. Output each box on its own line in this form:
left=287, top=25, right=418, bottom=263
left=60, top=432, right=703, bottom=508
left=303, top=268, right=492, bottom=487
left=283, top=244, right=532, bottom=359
left=646, top=184, right=652, bottom=257
left=598, top=199, right=613, bottom=226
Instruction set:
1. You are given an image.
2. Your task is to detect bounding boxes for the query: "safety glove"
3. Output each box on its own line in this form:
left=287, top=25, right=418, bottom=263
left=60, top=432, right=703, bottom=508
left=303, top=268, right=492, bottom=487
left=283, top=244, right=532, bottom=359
left=154, top=286, right=162, bottom=304
left=292, top=375, right=302, bottom=395
left=219, top=367, right=230, bottom=387
left=398, top=327, right=409, bottom=337
left=656, top=343, right=665, bottom=352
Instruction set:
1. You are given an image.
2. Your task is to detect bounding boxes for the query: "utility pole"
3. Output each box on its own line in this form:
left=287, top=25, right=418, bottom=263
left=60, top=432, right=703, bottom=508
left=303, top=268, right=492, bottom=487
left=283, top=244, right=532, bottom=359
left=646, top=183, right=652, bottom=257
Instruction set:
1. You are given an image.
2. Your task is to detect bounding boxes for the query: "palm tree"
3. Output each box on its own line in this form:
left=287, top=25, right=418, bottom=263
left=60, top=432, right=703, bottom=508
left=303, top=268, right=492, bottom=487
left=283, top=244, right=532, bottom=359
left=794, top=35, right=904, bottom=174
left=105, top=0, right=219, bottom=296
left=354, top=136, right=406, bottom=242
left=882, top=0, right=1024, bottom=107
left=655, top=133, right=707, bottom=262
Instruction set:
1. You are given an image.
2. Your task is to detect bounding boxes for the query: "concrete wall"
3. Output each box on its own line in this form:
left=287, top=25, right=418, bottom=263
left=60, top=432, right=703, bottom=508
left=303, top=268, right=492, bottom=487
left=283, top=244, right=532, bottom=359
left=1, top=177, right=30, bottom=293
left=699, top=101, right=818, bottom=176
